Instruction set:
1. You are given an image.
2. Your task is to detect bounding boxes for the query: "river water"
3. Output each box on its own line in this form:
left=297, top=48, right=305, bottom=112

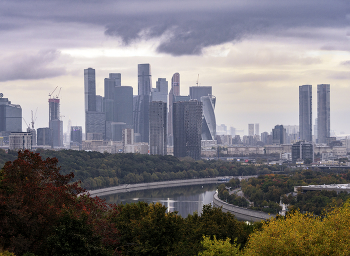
left=100, top=183, right=218, bottom=217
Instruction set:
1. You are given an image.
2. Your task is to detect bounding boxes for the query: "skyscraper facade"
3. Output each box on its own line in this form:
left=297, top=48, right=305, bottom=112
left=104, top=73, right=121, bottom=122
left=299, top=85, right=312, bottom=142
left=189, top=86, right=216, bottom=141
left=71, top=126, right=82, bottom=144
left=189, top=86, right=212, bottom=101
left=0, top=95, right=22, bottom=133
left=255, top=123, right=259, bottom=136
left=168, top=73, right=180, bottom=143
left=173, top=100, right=202, bottom=160
left=201, top=95, right=216, bottom=140
left=84, top=68, right=96, bottom=112
left=49, top=97, right=63, bottom=147
left=272, top=125, right=286, bottom=144
left=114, top=86, right=133, bottom=127
left=37, top=127, right=52, bottom=146
left=138, top=64, right=152, bottom=96
left=317, top=84, right=330, bottom=144
left=149, top=101, right=167, bottom=155
left=151, top=78, right=168, bottom=103
left=134, top=64, right=152, bottom=143
left=248, top=124, right=254, bottom=136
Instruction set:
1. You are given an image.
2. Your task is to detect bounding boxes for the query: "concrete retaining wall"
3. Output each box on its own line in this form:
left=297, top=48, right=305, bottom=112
left=213, top=192, right=275, bottom=222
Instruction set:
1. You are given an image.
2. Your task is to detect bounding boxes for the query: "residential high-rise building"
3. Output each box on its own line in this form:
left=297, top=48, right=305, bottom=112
left=317, top=84, right=330, bottom=144
left=84, top=68, right=96, bottom=112
left=201, top=95, right=216, bottom=140
left=248, top=124, right=254, bottom=136
left=0, top=94, right=22, bottom=133
left=272, top=125, right=286, bottom=144
left=173, top=100, right=202, bottom=160
left=149, top=101, right=167, bottom=155
left=138, top=64, right=152, bottom=96
left=96, top=95, right=103, bottom=112
left=299, top=85, right=312, bottom=142
left=168, top=73, right=180, bottom=145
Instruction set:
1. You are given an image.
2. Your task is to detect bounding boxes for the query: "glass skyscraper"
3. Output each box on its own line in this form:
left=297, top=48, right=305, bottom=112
left=317, top=84, right=330, bottom=144
left=299, top=85, right=312, bottom=142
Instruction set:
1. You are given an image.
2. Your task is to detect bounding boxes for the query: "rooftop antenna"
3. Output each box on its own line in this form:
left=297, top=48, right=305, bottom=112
left=49, top=86, right=58, bottom=99
left=196, top=74, right=199, bottom=86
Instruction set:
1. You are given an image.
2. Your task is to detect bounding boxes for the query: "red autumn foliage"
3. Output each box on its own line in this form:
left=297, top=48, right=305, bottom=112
left=0, top=150, right=119, bottom=255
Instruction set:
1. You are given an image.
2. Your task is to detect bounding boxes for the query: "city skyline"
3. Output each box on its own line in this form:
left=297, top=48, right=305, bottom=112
left=0, top=0, right=349, bottom=135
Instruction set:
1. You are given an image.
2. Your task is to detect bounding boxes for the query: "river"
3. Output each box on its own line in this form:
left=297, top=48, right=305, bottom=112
left=100, top=183, right=218, bottom=217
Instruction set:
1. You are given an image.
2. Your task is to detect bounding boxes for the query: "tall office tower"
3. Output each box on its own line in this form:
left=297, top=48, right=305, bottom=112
left=71, top=126, right=82, bottom=144
left=0, top=94, right=22, bottom=134
left=138, top=64, right=152, bottom=96
left=104, top=73, right=121, bottom=122
left=48, top=97, right=63, bottom=147
left=168, top=73, right=180, bottom=144
left=255, top=124, right=259, bottom=136
left=299, top=85, right=312, bottom=142
left=133, top=95, right=150, bottom=143
left=314, top=118, right=318, bottom=141
left=248, top=124, right=254, bottom=136
left=189, top=86, right=216, bottom=140
left=84, top=68, right=106, bottom=139
left=317, top=84, right=330, bottom=144
left=134, top=64, right=152, bottom=143
left=123, top=128, right=135, bottom=153
left=111, top=122, right=126, bottom=141
left=149, top=101, right=167, bottom=155
left=189, top=86, right=212, bottom=101
left=37, top=127, right=52, bottom=146
left=84, top=68, right=96, bottom=112
left=201, top=95, right=216, bottom=140
left=114, top=86, right=133, bottom=126
left=151, top=78, right=168, bottom=103
left=272, top=125, right=286, bottom=144
left=173, top=100, right=202, bottom=160
left=96, top=95, right=103, bottom=112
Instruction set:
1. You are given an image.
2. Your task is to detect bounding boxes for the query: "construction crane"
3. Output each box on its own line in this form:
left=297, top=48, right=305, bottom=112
left=55, top=87, right=62, bottom=99
left=196, top=74, right=199, bottom=86
left=22, top=117, right=30, bottom=129
left=31, top=108, right=38, bottom=129
left=49, top=86, right=58, bottom=99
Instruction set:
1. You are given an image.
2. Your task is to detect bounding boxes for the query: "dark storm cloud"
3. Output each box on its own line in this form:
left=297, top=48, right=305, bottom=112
left=1, top=0, right=349, bottom=55
left=0, top=50, right=66, bottom=82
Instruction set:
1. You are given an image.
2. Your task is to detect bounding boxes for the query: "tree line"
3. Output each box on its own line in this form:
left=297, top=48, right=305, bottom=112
left=2, top=151, right=350, bottom=255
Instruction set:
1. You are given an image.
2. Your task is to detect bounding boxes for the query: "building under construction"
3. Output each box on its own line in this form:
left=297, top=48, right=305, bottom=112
left=48, top=88, right=63, bottom=148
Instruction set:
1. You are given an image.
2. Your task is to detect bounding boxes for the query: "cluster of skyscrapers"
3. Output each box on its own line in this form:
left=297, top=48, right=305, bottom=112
left=84, top=64, right=216, bottom=160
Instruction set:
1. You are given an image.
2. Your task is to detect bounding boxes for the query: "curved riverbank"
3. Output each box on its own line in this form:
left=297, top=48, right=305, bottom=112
left=87, top=176, right=257, bottom=197
left=213, top=192, right=275, bottom=222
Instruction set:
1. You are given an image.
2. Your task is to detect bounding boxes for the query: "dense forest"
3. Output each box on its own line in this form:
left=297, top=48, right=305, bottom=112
left=0, top=149, right=279, bottom=190
left=218, top=170, right=350, bottom=215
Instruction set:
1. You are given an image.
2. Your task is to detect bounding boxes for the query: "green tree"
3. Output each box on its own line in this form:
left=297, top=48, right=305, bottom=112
left=199, top=236, right=241, bottom=256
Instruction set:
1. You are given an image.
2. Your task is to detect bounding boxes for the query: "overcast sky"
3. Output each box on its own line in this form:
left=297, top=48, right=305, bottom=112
left=1, top=0, right=349, bottom=135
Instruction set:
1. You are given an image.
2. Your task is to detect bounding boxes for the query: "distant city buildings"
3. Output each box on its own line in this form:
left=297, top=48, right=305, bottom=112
left=168, top=73, right=180, bottom=146
left=299, top=85, right=312, bottom=142
left=317, top=84, right=330, bottom=144
left=248, top=124, right=254, bottom=136
left=292, top=140, right=314, bottom=163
